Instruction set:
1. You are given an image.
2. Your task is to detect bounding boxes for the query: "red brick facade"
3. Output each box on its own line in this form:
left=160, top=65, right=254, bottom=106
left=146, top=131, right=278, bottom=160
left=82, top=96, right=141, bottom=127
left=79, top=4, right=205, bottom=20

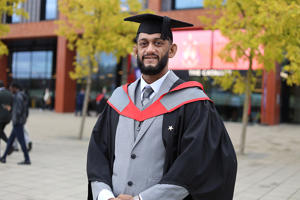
left=55, top=36, right=76, bottom=112
left=2, top=21, right=57, bottom=39
left=0, top=55, right=8, bottom=87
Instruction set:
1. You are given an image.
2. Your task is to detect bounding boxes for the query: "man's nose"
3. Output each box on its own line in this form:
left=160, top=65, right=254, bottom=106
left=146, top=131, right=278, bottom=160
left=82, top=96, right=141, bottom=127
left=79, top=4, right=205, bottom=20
left=145, top=42, right=155, bottom=54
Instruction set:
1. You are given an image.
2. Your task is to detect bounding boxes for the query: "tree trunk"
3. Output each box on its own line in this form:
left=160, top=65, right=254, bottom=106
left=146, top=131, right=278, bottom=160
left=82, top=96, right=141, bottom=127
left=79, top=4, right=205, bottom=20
left=239, top=54, right=253, bottom=155
left=78, top=62, right=92, bottom=140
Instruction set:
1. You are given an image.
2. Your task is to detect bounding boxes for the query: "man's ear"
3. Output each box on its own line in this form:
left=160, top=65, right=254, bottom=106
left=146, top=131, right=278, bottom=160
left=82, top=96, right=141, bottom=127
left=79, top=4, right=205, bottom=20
left=168, top=43, right=177, bottom=58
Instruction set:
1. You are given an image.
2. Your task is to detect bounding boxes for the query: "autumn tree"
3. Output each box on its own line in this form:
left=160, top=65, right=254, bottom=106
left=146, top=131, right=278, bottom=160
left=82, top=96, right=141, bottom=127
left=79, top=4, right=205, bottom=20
left=202, top=0, right=300, bottom=154
left=56, top=0, right=143, bottom=139
left=0, top=0, right=27, bottom=55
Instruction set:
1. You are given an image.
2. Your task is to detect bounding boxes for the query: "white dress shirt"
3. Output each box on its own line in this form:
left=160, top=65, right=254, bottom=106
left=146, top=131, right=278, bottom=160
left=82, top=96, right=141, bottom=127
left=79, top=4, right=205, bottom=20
left=140, top=71, right=170, bottom=101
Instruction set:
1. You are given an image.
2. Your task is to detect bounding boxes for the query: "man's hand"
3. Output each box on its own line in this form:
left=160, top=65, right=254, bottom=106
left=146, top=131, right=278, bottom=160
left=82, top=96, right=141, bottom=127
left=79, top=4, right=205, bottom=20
left=2, top=104, right=11, bottom=111
left=108, top=194, right=134, bottom=200
left=117, top=194, right=134, bottom=200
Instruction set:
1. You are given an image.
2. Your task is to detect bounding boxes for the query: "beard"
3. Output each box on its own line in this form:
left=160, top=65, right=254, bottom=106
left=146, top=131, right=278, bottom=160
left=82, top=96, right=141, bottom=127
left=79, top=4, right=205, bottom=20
left=137, top=51, right=169, bottom=75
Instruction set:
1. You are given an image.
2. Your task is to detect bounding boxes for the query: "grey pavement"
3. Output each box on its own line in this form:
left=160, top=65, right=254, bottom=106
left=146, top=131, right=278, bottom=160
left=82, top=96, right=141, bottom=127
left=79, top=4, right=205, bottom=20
left=0, top=109, right=300, bottom=200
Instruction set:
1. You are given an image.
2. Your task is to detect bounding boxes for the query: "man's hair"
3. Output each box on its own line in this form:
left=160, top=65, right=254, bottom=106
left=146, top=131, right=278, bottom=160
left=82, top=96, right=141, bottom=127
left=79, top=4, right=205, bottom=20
left=0, top=80, right=4, bottom=88
left=10, top=82, right=22, bottom=90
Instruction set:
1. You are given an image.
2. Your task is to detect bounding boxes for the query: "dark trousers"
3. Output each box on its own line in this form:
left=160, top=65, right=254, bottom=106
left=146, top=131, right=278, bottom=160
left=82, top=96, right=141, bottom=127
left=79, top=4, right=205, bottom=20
left=0, top=121, right=9, bottom=143
left=2, top=123, right=30, bottom=162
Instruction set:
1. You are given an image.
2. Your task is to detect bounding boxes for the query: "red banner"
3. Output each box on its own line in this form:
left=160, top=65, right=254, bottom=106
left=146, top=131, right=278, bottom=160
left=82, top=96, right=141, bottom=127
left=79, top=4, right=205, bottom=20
left=169, top=30, right=262, bottom=70
left=169, top=30, right=212, bottom=70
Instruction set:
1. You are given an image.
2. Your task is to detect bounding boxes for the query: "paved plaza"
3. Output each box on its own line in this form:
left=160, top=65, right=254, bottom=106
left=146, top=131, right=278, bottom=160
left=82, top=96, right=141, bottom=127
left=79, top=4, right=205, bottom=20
left=0, top=109, right=300, bottom=200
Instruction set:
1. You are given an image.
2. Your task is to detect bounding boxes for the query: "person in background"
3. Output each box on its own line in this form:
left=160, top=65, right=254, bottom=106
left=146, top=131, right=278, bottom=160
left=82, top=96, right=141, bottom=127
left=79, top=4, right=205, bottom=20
left=75, top=88, right=85, bottom=116
left=95, top=87, right=108, bottom=115
left=0, top=80, right=13, bottom=151
left=43, top=88, right=52, bottom=110
left=0, top=82, right=31, bottom=165
left=10, top=88, right=33, bottom=154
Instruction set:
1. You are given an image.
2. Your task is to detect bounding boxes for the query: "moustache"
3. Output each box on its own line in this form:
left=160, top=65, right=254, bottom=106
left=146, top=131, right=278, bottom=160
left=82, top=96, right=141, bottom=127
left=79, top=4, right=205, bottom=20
left=142, top=54, right=159, bottom=60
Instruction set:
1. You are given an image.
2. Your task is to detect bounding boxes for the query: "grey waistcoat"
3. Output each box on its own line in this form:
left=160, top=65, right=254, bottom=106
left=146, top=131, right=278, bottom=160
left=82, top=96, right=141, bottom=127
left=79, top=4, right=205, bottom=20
left=112, top=72, right=179, bottom=196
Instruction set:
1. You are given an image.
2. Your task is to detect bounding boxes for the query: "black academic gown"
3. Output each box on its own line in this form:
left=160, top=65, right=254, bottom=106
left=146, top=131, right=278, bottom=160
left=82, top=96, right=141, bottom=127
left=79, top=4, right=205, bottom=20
left=87, top=80, right=237, bottom=200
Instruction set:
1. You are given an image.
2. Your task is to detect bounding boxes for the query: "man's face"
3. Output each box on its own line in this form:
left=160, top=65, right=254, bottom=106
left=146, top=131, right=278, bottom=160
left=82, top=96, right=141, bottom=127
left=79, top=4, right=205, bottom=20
left=135, top=33, right=176, bottom=75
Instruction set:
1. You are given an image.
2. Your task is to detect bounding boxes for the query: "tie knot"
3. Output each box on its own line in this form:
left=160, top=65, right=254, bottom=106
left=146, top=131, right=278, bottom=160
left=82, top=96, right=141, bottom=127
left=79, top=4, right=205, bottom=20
left=142, top=86, right=154, bottom=100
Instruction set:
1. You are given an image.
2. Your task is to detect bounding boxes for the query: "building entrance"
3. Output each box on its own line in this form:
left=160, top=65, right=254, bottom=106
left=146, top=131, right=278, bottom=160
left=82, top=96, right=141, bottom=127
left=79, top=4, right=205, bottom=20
left=6, top=38, right=57, bottom=109
left=9, top=50, right=55, bottom=108
left=281, top=81, right=300, bottom=123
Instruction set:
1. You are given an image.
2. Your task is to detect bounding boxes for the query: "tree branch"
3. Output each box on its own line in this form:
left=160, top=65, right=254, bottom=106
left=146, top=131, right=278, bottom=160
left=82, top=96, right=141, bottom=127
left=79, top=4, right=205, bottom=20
left=236, top=1, right=246, bottom=18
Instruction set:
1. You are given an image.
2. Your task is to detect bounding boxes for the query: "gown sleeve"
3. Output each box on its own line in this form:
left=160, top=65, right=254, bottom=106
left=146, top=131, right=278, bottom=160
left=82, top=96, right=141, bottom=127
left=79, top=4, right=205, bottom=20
left=160, top=100, right=237, bottom=200
left=87, top=104, right=119, bottom=200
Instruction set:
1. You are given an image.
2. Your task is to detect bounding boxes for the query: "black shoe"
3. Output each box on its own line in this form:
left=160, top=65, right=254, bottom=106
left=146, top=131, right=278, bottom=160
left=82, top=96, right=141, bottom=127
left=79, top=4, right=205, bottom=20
left=0, top=157, right=6, bottom=163
left=17, top=160, right=31, bottom=165
left=27, top=142, right=32, bottom=152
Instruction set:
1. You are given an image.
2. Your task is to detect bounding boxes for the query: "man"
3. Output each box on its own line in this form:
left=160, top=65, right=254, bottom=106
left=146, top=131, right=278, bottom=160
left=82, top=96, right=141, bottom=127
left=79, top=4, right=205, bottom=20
left=0, top=80, right=13, bottom=145
left=87, top=14, right=237, bottom=200
left=0, top=82, right=31, bottom=165
left=75, top=88, right=85, bottom=116
left=96, top=87, right=108, bottom=115
left=10, top=88, right=33, bottom=154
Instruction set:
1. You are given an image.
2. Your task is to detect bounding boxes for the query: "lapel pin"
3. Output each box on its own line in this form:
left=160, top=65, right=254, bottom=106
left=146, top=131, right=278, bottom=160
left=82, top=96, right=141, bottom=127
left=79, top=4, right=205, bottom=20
left=168, top=125, right=174, bottom=132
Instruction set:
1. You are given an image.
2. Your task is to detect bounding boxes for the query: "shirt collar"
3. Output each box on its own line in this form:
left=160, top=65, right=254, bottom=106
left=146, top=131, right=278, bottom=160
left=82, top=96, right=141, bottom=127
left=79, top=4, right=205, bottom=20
left=140, top=71, right=170, bottom=96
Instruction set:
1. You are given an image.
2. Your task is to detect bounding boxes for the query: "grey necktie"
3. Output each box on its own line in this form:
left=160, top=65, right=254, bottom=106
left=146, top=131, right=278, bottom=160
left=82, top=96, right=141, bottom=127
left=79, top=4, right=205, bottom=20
left=142, top=86, right=154, bottom=106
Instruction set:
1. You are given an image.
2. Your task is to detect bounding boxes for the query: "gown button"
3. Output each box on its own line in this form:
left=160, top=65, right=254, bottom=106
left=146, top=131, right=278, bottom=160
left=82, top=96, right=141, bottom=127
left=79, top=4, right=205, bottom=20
left=131, top=154, right=136, bottom=159
left=128, top=181, right=133, bottom=186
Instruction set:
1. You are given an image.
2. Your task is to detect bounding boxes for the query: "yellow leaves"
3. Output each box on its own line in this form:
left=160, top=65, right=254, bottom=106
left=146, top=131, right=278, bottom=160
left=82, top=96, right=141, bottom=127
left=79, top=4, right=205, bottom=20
left=0, top=41, right=9, bottom=56
left=202, top=0, right=300, bottom=94
left=127, top=0, right=143, bottom=12
left=57, top=0, right=142, bottom=80
left=283, top=62, right=300, bottom=86
left=0, top=0, right=27, bottom=57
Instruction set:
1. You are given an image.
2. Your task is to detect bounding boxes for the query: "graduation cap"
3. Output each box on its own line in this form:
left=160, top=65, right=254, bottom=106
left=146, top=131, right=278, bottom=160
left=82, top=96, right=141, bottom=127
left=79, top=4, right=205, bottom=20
left=124, top=13, right=193, bottom=41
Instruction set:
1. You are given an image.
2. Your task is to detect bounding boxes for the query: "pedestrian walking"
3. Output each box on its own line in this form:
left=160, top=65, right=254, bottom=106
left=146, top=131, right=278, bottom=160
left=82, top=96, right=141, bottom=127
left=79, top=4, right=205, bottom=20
left=87, top=14, right=237, bottom=200
left=0, top=80, right=13, bottom=152
left=10, top=88, right=33, bottom=154
left=75, top=88, right=85, bottom=116
left=0, top=82, right=31, bottom=165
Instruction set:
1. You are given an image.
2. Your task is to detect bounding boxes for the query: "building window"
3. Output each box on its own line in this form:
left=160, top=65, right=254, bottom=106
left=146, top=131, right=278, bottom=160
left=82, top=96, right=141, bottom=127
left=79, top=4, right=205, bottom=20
left=161, top=0, right=203, bottom=11
left=11, top=3, right=22, bottom=23
left=121, top=0, right=147, bottom=11
left=12, top=51, right=53, bottom=79
left=174, top=0, right=203, bottom=9
left=142, top=0, right=148, bottom=8
left=11, top=50, right=54, bottom=108
left=41, top=0, right=58, bottom=20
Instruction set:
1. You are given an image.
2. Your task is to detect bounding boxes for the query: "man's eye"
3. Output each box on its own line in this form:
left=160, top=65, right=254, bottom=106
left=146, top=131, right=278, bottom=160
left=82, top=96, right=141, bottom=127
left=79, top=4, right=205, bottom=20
left=139, top=42, right=148, bottom=47
left=154, top=41, right=163, bottom=46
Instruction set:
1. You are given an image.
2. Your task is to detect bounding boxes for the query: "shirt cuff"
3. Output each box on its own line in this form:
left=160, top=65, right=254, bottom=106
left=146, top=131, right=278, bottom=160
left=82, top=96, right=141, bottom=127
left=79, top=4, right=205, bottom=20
left=98, top=189, right=115, bottom=200
left=133, top=195, right=142, bottom=200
